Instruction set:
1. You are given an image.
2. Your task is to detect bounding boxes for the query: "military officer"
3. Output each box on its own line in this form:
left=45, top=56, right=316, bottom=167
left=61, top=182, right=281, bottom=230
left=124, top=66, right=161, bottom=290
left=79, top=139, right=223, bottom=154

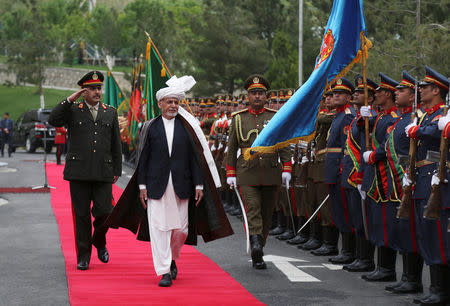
left=325, top=78, right=357, bottom=265
left=340, top=76, right=377, bottom=272
left=226, top=75, right=292, bottom=269
left=404, top=66, right=449, bottom=305
left=360, top=73, right=400, bottom=282
left=49, top=71, right=122, bottom=270
left=302, top=90, right=336, bottom=253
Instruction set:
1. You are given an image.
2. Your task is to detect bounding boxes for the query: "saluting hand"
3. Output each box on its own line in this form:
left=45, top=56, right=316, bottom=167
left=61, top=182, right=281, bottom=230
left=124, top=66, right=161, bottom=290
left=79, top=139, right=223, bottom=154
left=67, top=88, right=88, bottom=102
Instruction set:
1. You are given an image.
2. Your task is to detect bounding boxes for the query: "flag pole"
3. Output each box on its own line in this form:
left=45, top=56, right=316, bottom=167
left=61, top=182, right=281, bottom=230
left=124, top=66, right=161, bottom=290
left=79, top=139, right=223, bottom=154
left=361, top=32, right=370, bottom=151
left=145, top=31, right=172, bottom=78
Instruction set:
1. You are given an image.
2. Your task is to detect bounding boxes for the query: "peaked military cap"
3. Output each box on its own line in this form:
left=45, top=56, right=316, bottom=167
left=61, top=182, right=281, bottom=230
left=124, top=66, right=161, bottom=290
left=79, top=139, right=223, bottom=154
left=419, top=66, right=449, bottom=92
left=377, top=73, right=399, bottom=92
left=396, top=71, right=417, bottom=90
left=77, top=70, right=104, bottom=87
left=285, top=89, right=294, bottom=100
left=332, top=77, right=354, bottom=94
left=354, top=75, right=378, bottom=93
left=244, top=74, right=270, bottom=92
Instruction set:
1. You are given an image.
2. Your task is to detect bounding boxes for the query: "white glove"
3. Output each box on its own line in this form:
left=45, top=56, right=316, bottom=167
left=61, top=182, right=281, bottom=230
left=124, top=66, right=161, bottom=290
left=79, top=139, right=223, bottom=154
left=431, top=173, right=440, bottom=186
left=282, top=172, right=291, bottom=186
left=402, top=175, right=412, bottom=187
left=405, top=118, right=418, bottom=136
left=363, top=151, right=373, bottom=163
left=226, top=176, right=236, bottom=187
left=210, top=144, right=216, bottom=151
left=360, top=106, right=372, bottom=118
left=357, top=184, right=366, bottom=200
left=438, top=115, right=450, bottom=131
left=301, top=156, right=309, bottom=165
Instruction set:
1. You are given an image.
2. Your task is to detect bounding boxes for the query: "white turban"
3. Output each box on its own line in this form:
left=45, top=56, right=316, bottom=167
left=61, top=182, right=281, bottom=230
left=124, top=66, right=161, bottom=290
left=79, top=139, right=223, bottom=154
left=156, top=75, right=196, bottom=101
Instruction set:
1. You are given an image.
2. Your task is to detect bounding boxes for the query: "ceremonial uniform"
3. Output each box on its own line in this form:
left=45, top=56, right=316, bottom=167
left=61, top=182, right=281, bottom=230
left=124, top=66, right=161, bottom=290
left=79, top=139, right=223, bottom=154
left=226, top=75, right=292, bottom=269
left=325, top=78, right=356, bottom=264
left=406, top=66, right=449, bottom=305
left=49, top=71, right=122, bottom=269
left=361, top=73, right=399, bottom=282
left=382, top=72, right=424, bottom=294
left=340, top=76, right=378, bottom=273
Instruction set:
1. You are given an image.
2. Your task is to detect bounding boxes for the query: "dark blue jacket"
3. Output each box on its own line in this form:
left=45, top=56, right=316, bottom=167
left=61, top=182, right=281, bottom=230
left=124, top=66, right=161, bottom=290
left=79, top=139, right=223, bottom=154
left=0, top=118, right=14, bottom=135
left=325, top=105, right=355, bottom=184
left=137, top=116, right=203, bottom=200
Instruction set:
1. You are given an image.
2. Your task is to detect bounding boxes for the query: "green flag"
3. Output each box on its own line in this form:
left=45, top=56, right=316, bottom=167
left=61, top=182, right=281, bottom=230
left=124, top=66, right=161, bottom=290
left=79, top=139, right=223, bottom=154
left=104, top=69, right=127, bottom=110
left=143, top=38, right=171, bottom=120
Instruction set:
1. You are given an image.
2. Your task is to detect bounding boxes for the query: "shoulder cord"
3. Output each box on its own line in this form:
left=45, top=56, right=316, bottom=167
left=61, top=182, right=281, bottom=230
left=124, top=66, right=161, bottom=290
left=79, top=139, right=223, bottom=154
left=235, top=114, right=259, bottom=144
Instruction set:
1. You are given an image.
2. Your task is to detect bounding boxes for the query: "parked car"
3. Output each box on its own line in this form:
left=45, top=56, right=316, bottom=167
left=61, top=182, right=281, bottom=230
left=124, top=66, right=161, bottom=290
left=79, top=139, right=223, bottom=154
left=12, top=109, right=55, bottom=153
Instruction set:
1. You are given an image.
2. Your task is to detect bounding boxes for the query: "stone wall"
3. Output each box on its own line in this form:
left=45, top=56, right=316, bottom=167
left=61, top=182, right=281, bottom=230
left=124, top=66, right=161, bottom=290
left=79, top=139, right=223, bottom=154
left=0, top=64, right=131, bottom=92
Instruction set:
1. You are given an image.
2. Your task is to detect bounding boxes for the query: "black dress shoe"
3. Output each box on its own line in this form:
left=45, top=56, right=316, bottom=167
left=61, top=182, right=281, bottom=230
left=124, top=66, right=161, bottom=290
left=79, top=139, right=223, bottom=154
left=276, top=230, right=295, bottom=241
left=362, top=267, right=396, bottom=282
left=97, top=247, right=109, bottom=263
left=298, top=238, right=322, bottom=250
left=392, top=281, right=423, bottom=294
left=345, top=259, right=375, bottom=272
left=250, top=235, right=267, bottom=270
left=343, top=259, right=360, bottom=271
left=77, top=261, right=89, bottom=270
left=170, top=260, right=178, bottom=280
left=385, top=274, right=407, bottom=292
left=286, top=234, right=309, bottom=245
left=159, top=273, right=172, bottom=287
left=269, top=226, right=286, bottom=236
left=329, top=253, right=355, bottom=264
left=413, top=292, right=432, bottom=304
left=311, top=244, right=339, bottom=256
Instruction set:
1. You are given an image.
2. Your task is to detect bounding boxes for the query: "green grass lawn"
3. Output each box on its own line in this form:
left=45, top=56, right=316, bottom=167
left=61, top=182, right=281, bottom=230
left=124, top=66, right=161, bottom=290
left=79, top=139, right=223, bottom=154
left=0, top=85, right=74, bottom=121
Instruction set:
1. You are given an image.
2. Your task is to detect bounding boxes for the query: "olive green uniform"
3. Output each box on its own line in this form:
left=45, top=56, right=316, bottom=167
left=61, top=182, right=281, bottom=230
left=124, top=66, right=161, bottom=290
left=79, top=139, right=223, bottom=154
left=226, top=107, right=291, bottom=241
left=307, top=109, right=334, bottom=226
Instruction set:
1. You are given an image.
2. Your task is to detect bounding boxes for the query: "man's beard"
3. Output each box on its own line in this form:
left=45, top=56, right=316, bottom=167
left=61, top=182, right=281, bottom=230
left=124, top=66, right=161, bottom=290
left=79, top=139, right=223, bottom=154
left=166, top=110, right=178, bottom=118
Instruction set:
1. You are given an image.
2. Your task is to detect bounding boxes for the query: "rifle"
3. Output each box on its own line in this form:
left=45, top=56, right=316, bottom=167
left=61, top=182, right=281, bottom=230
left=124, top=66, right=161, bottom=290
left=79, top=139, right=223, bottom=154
left=397, top=78, right=419, bottom=219
left=423, top=102, right=449, bottom=219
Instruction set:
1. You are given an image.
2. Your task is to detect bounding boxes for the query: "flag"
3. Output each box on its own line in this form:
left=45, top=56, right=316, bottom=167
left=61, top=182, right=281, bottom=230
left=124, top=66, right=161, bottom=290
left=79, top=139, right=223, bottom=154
left=142, top=37, right=172, bottom=120
left=104, top=70, right=128, bottom=109
left=246, top=0, right=372, bottom=159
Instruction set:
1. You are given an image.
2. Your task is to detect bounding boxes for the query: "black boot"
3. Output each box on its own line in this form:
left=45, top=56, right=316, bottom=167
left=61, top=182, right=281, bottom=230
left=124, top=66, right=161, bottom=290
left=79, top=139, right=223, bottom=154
left=270, top=211, right=278, bottom=230
left=311, top=226, right=339, bottom=256
left=418, top=265, right=449, bottom=305
left=362, top=246, right=396, bottom=282
left=277, top=216, right=296, bottom=240
left=269, top=212, right=286, bottom=236
left=343, top=235, right=361, bottom=270
left=250, top=235, right=266, bottom=269
left=287, top=217, right=309, bottom=245
left=392, top=252, right=423, bottom=294
left=346, top=237, right=375, bottom=272
left=329, top=232, right=355, bottom=264
left=386, top=253, right=408, bottom=292
left=298, top=221, right=322, bottom=250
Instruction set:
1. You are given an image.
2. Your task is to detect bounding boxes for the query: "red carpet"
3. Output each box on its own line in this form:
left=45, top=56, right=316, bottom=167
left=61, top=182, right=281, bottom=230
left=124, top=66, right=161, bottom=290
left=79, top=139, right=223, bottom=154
left=47, top=163, right=262, bottom=305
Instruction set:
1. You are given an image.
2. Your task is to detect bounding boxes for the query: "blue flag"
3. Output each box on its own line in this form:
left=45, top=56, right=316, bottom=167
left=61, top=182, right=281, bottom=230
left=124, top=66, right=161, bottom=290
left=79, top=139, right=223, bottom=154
left=246, top=0, right=371, bottom=159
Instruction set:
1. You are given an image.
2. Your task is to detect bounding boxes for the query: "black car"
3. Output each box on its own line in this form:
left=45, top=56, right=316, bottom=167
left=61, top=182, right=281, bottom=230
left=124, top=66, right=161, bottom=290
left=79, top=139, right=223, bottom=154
left=12, top=109, right=55, bottom=153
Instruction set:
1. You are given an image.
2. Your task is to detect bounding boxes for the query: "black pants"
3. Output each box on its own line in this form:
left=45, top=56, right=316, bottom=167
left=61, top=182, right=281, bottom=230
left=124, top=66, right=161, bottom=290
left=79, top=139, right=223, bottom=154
left=1, top=133, right=12, bottom=156
left=69, top=180, right=113, bottom=263
left=55, top=144, right=64, bottom=164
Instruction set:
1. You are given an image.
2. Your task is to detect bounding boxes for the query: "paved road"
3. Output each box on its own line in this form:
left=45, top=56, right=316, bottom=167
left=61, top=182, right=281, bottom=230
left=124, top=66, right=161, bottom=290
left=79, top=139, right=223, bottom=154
left=0, top=150, right=428, bottom=305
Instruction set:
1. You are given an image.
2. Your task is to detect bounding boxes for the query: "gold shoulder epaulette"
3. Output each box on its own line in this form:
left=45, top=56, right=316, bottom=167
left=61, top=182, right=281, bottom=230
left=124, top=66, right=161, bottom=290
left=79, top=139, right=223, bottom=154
left=391, top=111, right=399, bottom=118
left=231, top=108, right=248, bottom=117
left=264, top=107, right=277, bottom=112
left=345, top=108, right=352, bottom=114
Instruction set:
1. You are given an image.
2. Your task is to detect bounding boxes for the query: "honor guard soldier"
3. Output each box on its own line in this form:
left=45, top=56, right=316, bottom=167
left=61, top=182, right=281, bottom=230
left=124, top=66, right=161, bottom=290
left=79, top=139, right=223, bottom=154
left=325, top=78, right=357, bottom=265
left=49, top=71, right=122, bottom=270
left=360, top=73, right=400, bottom=282
left=226, top=75, right=292, bottom=269
left=306, top=89, right=339, bottom=255
left=340, top=76, right=377, bottom=272
left=404, top=66, right=449, bottom=305
left=381, top=71, right=424, bottom=294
